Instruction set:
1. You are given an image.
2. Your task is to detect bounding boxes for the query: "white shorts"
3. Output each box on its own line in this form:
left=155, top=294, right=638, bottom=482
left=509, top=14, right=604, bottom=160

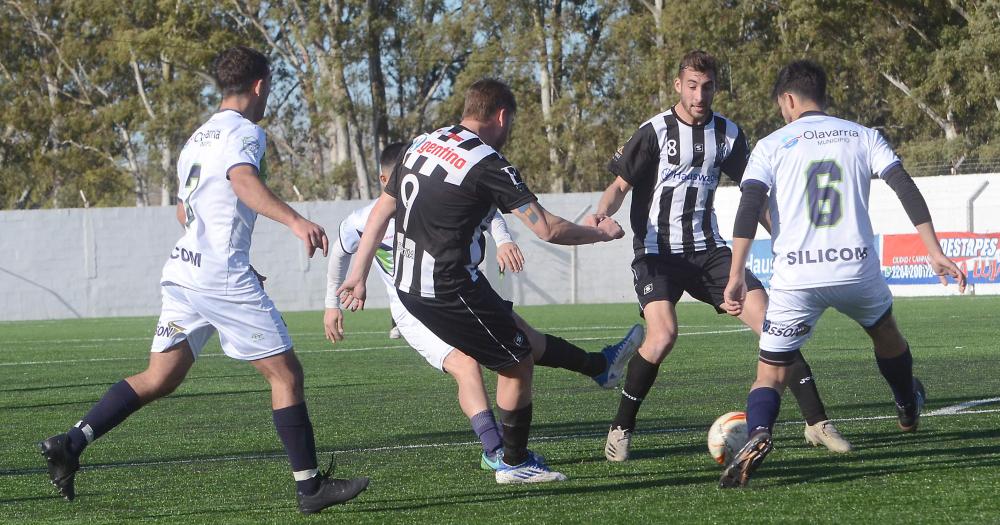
left=388, top=289, right=454, bottom=372
left=151, top=283, right=292, bottom=360
left=760, top=279, right=893, bottom=353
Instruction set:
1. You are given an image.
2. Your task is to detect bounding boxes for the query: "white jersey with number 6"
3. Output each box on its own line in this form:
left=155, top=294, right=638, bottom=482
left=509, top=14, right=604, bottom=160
left=742, top=113, right=900, bottom=290
left=161, top=110, right=267, bottom=295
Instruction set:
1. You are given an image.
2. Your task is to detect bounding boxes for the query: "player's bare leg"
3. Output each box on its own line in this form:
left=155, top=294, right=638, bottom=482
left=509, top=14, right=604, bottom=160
left=252, top=350, right=368, bottom=512
left=514, top=313, right=643, bottom=388
left=441, top=349, right=510, bottom=469
left=737, top=289, right=850, bottom=452
left=40, top=341, right=194, bottom=501
left=864, top=313, right=925, bottom=432
left=605, top=300, right=677, bottom=461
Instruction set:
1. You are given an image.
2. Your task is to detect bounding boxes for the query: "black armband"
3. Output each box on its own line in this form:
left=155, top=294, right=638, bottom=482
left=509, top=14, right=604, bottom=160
left=733, top=180, right=768, bottom=239
left=883, top=164, right=931, bottom=226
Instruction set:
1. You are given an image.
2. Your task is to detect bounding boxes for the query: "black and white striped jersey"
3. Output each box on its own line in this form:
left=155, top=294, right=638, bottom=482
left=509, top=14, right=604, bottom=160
left=385, top=125, right=537, bottom=298
left=609, top=107, right=750, bottom=257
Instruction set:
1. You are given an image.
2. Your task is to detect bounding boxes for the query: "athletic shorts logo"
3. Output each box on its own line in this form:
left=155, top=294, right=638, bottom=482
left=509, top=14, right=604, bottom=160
left=251, top=333, right=264, bottom=342
left=642, top=283, right=654, bottom=295
left=155, top=321, right=186, bottom=338
left=762, top=319, right=811, bottom=338
left=694, top=143, right=704, bottom=153
left=514, top=332, right=526, bottom=346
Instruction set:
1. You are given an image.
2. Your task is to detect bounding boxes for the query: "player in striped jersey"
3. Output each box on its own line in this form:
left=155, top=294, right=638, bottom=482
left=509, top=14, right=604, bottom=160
left=324, top=143, right=642, bottom=473
left=338, top=79, right=631, bottom=484
left=589, top=51, right=849, bottom=461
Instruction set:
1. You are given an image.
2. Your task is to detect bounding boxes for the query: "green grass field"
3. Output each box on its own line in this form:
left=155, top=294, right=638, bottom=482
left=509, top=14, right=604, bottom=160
left=2, top=296, right=999, bottom=523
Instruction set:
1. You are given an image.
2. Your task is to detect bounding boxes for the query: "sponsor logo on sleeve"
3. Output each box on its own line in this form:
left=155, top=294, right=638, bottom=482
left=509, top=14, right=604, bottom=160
left=501, top=165, right=528, bottom=192
left=241, top=136, right=261, bottom=157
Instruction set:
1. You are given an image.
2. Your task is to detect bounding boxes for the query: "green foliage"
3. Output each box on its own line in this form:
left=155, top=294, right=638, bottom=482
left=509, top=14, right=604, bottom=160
left=1, top=1, right=997, bottom=208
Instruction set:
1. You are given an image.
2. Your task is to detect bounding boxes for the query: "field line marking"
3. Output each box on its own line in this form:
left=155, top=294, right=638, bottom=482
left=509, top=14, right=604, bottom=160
left=2, top=407, right=997, bottom=477
left=0, top=328, right=751, bottom=367
left=0, top=345, right=411, bottom=367
left=9, top=325, right=731, bottom=345
left=924, top=397, right=1000, bottom=416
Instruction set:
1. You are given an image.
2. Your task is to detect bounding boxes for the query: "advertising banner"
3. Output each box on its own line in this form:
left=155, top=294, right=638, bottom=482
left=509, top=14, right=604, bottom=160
left=881, top=232, right=1000, bottom=285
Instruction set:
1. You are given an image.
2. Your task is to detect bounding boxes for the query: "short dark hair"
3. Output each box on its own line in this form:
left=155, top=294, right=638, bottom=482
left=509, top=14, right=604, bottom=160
left=212, top=46, right=270, bottom=97
left=462, top=79, right=517, bottom=121
left=771, top=60, right=828, bottom=106
left=678, top=50, right=718, bottom=79
left=379, top=142, right=406, bottom=173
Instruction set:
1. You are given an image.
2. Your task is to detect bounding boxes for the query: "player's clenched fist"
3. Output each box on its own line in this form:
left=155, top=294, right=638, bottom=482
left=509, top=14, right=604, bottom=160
left=597, top=217, right=625, bottom=240
left=583, top=213, right=608, bottom=228
left=291, top=217, right=329, bottom=257
left=722, top=276, right=746, bottom=316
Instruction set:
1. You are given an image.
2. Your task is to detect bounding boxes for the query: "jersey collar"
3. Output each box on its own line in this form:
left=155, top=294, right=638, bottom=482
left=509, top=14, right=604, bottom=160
left=799, top=110, right=828, bottom=118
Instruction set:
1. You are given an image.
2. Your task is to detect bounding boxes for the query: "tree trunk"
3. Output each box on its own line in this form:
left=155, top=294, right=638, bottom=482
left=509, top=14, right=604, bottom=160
left=642, top=0, right=668, bottom=107
left=118, top=125, right=149, bottom=206
left=533, top=1, right=563, bottom=193
left=367, top=0, right=390, bottom=160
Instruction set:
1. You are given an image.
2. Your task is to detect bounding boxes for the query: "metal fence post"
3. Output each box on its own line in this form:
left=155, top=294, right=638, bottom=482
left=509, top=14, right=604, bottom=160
left=967, top=181, right=990, bottom=232
left=570, top=205, right=592, bottom=304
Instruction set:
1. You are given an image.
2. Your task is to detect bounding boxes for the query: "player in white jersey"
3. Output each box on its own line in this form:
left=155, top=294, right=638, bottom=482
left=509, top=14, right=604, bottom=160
left=719, top=60, right=966, bottom=488
left=325, top=143, right=642, bottom=472
left=39, top=47, right=368, bottom=513
left=590, top=51, right=849, bottom=461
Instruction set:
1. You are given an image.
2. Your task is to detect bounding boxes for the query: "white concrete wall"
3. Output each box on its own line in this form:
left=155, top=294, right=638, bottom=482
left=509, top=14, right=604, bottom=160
left=1, top=173, right=997, bottom=321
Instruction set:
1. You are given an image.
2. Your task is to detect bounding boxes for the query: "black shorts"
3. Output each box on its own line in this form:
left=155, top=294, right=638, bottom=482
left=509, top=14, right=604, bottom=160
left=632, top=247, right=765, bottom=314
left=396, top=278, right=531, bottom=371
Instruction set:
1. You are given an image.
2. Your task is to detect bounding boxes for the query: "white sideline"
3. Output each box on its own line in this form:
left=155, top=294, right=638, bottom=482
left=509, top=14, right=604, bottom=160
left=0, top=327, right=751, bottom=367
left=10, top=325, right=728, bottom=345
left=5, top=404, right=998, bottom=477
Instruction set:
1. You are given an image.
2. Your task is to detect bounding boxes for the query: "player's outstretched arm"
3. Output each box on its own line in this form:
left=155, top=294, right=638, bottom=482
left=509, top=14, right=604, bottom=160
left=489, top=211, right=524, bottom=273
left=324, top=234, right=354, bottom=343
left=512, top=201, right=624, bottom=245
left=585, top=176, right=632, bottom=227
left=337, top=192, right=396, bottom=311
left=882, top=164, right=966, bottom=292
left=229, top=165, right=329, bottom=257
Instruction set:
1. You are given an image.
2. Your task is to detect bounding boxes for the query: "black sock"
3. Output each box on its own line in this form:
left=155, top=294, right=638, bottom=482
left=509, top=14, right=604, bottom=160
left=746, top=387, right=781, bottom=437
left=66, top=380, right=142, bottom=456
left=786, top=354, right=828, bottom=425
left=535, top=334, right=606, bottom=377
left=498, top=404, right=532, bottom=466
left=876, top=346, right=915, bottom=407
left=273, top=403, right=320, bottom=495
left=611, top=354, right=659, bottom=431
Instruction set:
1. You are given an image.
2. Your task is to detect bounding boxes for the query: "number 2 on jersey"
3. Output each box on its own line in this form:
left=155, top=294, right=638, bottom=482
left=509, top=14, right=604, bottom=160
left=804, top=160, right=842, bottom=228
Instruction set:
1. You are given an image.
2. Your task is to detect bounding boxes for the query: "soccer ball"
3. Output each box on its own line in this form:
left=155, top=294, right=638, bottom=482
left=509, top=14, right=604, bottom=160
left=707, top=411, right=749, bottom=466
